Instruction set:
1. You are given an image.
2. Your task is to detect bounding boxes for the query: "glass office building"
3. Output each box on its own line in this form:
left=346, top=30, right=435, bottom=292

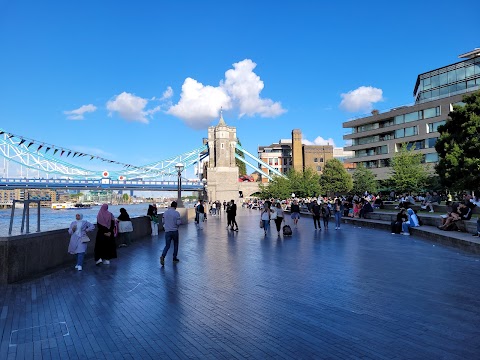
left=343, top=49, right=480, bottom=180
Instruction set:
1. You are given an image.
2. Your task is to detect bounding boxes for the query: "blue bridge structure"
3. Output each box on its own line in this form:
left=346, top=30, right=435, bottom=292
left=0, top=118, right=284, bottom=192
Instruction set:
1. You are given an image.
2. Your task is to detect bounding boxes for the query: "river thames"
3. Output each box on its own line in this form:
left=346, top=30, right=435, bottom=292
left=0, top=203, right=170, bottom=236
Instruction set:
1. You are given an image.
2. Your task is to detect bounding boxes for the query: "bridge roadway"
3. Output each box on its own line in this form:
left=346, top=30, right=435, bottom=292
left=0, top=178, right=203, bottom=191
left=1, top=209, right=480, bottom=359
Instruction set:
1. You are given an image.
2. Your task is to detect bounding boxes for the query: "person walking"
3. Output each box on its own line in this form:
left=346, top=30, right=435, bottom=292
left=147, top=204, right=158, bottom=236
left=68, top=213, right=95, bottom=271
left=290, top=200, right=301, bottom=228
left=117, top=208, right=133, bottom=247
left=160, top=201, right=182, bottom=266
left=334, top=199, right=344, bottom=230
left=310, top=200, right=322, bottom=230
left=227, top=199, right=238, bottom=231
left=94, top=204, right=117, bottom=265
left=273, top=202, right=285, bottom=236
left=321, top=203, right=331, bottom=230
left=260, top=202, right=272, bottom=236
left=196, top=200, right=206, bottom=230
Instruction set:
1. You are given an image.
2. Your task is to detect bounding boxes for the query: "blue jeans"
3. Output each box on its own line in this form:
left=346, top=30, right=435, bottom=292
left=162, top=231, right=179, bottom=259
left=477, top=218, right=480, bottom=234
left=262, top=219, right=270, bottom=232
left=76, top=252, right=85, bottom=266
left=334, top=212, right=342, bottom=228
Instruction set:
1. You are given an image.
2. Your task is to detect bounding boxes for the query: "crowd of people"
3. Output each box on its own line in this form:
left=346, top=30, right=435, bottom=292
left=67, top=191, right=480, bottom=271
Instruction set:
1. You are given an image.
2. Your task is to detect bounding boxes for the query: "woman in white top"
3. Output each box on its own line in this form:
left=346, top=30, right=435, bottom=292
left=260, top=203, right=272, bottom=236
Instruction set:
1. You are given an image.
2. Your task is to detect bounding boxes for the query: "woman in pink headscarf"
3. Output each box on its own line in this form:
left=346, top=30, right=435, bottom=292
left=94, top=204, right=117, bottom=265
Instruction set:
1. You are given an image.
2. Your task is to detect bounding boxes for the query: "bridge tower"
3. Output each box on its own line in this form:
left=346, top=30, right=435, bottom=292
left=206, top=112, right=239, bottom=202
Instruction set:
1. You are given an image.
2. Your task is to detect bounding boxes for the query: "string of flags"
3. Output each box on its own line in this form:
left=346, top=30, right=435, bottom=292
left=0, top=128, right=169, bottom=175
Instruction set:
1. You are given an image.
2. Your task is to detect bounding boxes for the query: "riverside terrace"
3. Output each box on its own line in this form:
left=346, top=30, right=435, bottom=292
left=1, top=209, right=480, bottom=359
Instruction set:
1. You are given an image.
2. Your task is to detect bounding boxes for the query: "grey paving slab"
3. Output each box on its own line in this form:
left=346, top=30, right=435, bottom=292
left=1, top=209, right=480, bottom=359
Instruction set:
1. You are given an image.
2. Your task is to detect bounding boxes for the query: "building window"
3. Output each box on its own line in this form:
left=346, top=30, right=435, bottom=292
left=221, top=143, right=224, bottom=149
left=396, top=126, right=417, bottom=138
left=423, top=106, right=440, bottom=119
left=314, top=158, right=318, bottom=162
left=317, top=166, right=321, bottom=171
left=427, top=120, right=446, bottom=133
left=319, top=158, right=323, bottom=162
left=426, top=137, right=437, bottom=148
left=425, top=153, right=439, bottom=163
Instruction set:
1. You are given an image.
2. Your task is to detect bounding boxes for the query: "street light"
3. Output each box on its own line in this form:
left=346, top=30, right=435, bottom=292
left=202, top=178, right=207, bottom=201
left=175, top=162, right=184, bottom=208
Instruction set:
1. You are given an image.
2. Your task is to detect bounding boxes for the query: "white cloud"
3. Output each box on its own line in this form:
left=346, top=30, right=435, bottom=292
left=222, top=59, right=286, bottom=118
left=340, top=86, right=383, bottom=113
left=167, top=78, right=232, bottom=129
left=106, top=92, right=150, bottom=123
left=64, top=104, right=97, bottom=120
left=161, top=86, right=173, bottom=100
left=302, top=136, right=336, bottom=147
left=168, top=59, right=286, bottom=128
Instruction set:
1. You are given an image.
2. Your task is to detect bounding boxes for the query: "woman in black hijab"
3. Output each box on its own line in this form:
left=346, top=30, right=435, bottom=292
left=117, top=208, right=133, bottom=247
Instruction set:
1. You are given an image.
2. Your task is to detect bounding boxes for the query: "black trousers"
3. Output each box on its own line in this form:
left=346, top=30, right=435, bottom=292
left=313, top=215, right=321, bottom=228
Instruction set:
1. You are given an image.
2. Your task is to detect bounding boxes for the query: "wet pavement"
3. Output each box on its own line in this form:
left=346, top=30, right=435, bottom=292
left=1, top=208, right=480, bottom=359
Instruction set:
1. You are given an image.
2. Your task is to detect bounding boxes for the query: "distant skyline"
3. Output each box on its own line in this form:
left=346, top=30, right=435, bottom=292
left=1, top=0, right=479, bottom=177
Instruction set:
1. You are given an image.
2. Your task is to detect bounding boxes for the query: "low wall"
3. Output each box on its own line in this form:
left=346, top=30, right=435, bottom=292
left=0, top=208, right=196, bottom=284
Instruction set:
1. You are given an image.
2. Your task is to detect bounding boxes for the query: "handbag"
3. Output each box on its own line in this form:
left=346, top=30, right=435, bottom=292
left=118, top=220, right=134, bottom=233
left=259, top=220, right=264, bottom=228
left=80, top=235, right=90, bottom=243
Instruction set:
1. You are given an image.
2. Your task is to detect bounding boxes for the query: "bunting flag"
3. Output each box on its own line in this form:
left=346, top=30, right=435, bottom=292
left=0, top=127, right=174, bottom=176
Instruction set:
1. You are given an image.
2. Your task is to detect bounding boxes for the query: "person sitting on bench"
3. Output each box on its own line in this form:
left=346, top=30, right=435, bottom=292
left=422, top=192, right=441, bottom=213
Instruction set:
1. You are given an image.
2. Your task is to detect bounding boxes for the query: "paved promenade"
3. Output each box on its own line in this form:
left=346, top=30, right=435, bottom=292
left=1, top=209, right=480, bottom=359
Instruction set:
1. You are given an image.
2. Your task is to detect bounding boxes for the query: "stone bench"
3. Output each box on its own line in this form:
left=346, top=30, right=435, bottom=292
left=342, top=216, right=480, bottom=254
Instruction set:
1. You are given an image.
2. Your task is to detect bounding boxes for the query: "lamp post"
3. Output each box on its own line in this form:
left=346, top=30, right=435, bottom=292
left=202, top=178, right=207, bottom=201
left=175, top=162, right=184, bottom=208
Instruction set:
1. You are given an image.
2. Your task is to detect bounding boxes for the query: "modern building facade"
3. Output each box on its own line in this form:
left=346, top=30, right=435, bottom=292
left=343, top=49, right=480, bottom=180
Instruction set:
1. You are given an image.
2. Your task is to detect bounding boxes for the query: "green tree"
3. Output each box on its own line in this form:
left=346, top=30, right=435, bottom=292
left=235, top=138, right=247, bottom=176
left=352, top=163, right=378, bottom=195
left=258, top=175, right=291, bottom=199
left=257, top=168, right=320, bottom=199
left=296, top=167, right=321, bottom=198
left=435, top=90, right=480, bottom=191
left=122, top=193, right=129, bottom=202
left=390, top=144, right=428, bottom=193
left=319, top=159, right=352, bottom=195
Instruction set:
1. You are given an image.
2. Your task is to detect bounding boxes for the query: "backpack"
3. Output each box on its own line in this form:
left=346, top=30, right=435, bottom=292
left=283, top=224, right=292, bottom=236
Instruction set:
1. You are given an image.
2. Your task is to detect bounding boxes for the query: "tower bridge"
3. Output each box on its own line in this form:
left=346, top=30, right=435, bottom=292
left=0, top=115, right=283, bottom=199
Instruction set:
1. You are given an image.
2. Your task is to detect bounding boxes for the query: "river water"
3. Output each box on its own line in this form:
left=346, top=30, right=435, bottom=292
left=0, top=203, right=169, bottom=236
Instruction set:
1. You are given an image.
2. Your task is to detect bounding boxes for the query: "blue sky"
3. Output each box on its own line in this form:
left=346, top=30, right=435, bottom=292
left=1, top=0, right=479, bottom=179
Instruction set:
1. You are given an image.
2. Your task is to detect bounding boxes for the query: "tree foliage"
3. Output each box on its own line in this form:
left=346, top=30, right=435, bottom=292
left=319, top=159, right=352, bottom=195
left=257, top=168, right=321, bottom=199
left=235, top=138, right=247, bottom=176
left=435, top=90, right=480, bottom=191
left=389, top=144, right=428, bottom=193
left=352, top=163, right=378, bottom=195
